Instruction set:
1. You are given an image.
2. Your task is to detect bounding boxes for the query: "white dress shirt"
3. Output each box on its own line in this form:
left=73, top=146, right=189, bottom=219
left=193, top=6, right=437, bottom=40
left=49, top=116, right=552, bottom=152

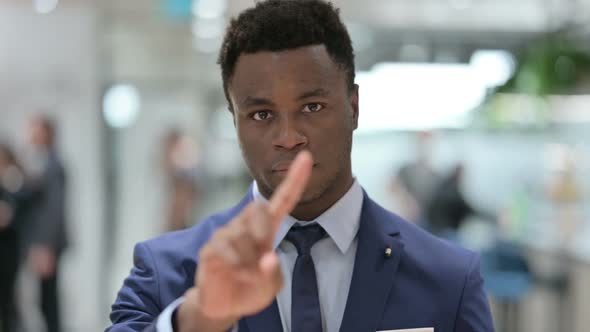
left=158, top=179, right=364, bottom=332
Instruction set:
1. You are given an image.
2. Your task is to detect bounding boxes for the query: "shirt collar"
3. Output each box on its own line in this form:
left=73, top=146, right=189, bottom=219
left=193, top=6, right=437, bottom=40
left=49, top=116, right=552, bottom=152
left=252, top=179, right=364, bottom=254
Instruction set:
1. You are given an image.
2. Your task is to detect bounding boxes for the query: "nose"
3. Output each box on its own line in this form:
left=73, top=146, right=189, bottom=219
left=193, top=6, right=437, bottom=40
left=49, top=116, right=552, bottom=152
left=272, top=116, right=308, bottom=151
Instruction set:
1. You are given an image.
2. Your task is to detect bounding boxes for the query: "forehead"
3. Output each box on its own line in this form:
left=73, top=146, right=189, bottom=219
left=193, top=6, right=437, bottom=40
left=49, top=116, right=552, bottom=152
left=228, top=45, right=346, bottom=101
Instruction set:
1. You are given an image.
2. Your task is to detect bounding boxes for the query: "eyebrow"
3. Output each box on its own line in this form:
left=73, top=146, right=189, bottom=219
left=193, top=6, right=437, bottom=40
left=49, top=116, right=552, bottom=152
left=297, top=88, right=330, bottom=100
left=240, top=88, right=331, bottom=109
left=241, top=96, right=276, bottom=108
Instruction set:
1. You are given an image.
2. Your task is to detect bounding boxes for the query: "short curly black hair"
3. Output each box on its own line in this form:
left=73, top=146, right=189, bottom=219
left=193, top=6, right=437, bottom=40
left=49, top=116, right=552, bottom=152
left=217, top=0, right=355, bottom=108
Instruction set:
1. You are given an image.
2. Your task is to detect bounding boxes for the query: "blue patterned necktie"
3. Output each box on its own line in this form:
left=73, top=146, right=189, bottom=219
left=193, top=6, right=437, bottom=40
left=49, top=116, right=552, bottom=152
left=286, top=224, right=327, bottom=332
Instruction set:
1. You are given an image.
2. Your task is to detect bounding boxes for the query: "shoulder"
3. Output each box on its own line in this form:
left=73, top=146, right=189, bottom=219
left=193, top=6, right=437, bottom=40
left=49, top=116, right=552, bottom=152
left=139, top=199, right=247, bottom=264
left=368, top=199, right=493, bottom=330
left=401, top=216, right=476, bottom=268
left=126, top=201, right=248, bottom=305
left=373, top=199, right=478, bottom=277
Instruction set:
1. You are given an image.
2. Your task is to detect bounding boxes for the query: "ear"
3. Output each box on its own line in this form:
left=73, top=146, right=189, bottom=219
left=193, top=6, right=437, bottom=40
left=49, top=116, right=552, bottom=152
left=350, top=84, right=359, bottom=130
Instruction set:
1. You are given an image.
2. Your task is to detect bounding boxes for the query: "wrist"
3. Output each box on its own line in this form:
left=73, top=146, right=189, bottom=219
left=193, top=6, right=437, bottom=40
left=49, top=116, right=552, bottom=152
left=177, top=288, right=237, bottom=332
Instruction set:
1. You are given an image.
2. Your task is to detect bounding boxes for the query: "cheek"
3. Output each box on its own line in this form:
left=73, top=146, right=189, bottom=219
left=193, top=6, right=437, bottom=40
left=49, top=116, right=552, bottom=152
left=238, top=124, right=264, bottom=147
left=313, top=112, right=352, bottom=142
left=236, top=120, right=255, bottom=145
left=237, top=124, right=269, bottom=167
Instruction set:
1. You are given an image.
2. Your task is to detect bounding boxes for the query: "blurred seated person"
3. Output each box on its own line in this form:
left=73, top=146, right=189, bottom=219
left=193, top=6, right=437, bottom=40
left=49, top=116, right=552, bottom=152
left=427, top=164, right=496, bottom=238
left=162, top=129, right=201, bottom=231
left=0, top=143, right=27, bottom=332
left=390, top=131, right=441, bottom=226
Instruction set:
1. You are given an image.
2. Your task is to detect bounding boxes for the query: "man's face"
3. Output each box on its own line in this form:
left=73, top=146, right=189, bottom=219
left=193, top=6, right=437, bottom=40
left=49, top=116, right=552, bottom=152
left=28, top=118, right=48, bottom=148
left=228, top=45, right=359, bottom=204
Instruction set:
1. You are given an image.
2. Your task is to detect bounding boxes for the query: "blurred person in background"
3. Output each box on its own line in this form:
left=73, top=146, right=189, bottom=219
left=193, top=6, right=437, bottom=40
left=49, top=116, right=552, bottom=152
left=427, top=163, right=496, bottom=239
left=0, top=143, right=27, bottom=332
left=390, top=131, right=441, bottom=228
left=543, top=145, right=582, bottom=242
left=108, top=1, right=493, bottom=331
left=161, top=129, right=201, bottom=231
left=22, top=115, right=69, bottom=332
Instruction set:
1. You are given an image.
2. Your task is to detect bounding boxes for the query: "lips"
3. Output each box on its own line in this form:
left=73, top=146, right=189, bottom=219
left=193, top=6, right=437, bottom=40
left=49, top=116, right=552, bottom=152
left=271, top=160, right=317, bottom=172
left=271, top=160, right=294, bottom=172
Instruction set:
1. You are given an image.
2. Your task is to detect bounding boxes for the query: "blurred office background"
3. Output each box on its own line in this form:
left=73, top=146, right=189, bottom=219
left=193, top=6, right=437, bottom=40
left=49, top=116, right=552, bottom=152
left=1, top=0, right=590, bottom=331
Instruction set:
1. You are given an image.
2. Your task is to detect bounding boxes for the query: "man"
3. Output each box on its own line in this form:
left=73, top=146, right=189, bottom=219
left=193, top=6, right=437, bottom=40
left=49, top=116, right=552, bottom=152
left=25, top=115, right=68, bottom=332
left=390, top=131, right=441, bottom=226
left=108, top=1, right=494, bottom=331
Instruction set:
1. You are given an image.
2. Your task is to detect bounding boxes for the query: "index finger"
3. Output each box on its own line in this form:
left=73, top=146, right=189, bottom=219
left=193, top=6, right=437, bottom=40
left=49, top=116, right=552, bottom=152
left=268, top=150, right=313, bottom=232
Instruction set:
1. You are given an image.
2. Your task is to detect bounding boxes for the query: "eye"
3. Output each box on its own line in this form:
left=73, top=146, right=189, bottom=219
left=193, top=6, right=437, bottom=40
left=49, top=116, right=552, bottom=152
left=302, top=103, right=324, bottom=113
left=251, top=110, right=273, bottom=121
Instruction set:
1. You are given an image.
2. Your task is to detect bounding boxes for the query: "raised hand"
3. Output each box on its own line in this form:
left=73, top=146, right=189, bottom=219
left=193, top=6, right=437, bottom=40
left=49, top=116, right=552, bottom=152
left=177, top=151, right=313, bottom=332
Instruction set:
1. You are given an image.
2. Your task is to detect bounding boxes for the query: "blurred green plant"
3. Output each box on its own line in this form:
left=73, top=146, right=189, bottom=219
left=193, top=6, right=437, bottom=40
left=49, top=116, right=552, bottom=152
left=476, top=34, right=590, bottom=129
left=498, top=34, right=590, bottom=95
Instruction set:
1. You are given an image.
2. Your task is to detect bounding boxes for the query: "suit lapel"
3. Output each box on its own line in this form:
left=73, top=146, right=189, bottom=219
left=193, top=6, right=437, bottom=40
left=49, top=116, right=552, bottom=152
left=240, top=299, right=284, bottom=332
left=339, top=194, right=405, bottom=332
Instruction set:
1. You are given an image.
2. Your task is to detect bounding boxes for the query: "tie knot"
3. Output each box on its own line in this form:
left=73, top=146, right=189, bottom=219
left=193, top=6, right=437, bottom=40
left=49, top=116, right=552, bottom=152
left=286, top=224, right=327, bottom=255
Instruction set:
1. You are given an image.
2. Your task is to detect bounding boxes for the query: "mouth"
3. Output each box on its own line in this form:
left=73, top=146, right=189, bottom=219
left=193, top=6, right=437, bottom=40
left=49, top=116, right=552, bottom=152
left=271, top=161, right=317, bottom=173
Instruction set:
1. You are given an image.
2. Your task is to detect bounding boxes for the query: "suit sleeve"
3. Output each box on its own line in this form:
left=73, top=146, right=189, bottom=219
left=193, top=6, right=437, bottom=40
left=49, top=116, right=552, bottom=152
left=107, top=243, right=240, bottom=332
left=108, top=242, right=163, bottom=331
left=454, top=254, right=495, bottom=332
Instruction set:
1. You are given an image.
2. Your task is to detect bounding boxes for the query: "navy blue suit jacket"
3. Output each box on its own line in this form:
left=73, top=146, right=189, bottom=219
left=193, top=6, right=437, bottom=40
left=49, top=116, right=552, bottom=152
left=108, top=191, right=494, bottom=332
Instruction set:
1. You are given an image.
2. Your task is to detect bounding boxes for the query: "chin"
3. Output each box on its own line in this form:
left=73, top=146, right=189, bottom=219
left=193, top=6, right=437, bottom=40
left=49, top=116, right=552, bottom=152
left=298, top=179, right=328, bottom=204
